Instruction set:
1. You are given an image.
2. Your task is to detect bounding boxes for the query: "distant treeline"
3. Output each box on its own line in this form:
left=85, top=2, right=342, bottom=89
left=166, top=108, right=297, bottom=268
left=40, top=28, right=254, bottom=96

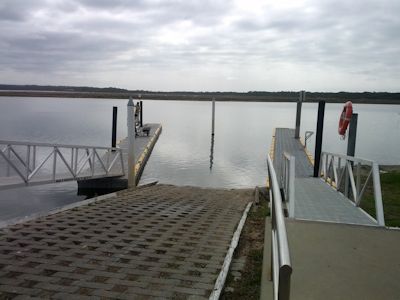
left=0, top=84, right=399, bottom=104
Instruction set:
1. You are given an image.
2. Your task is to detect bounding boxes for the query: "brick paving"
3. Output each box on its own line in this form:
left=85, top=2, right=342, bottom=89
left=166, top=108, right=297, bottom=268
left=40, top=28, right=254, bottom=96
left=0, top=184, right=251, bottom=299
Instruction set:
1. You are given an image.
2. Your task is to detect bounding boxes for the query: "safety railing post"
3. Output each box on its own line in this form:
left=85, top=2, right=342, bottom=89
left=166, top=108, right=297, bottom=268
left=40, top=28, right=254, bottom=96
left=26, top=145, right=31, bottom=181
left=52, top=147, right=57, bottom=181
left=91, top=148, right=95, bottom=177
left=288, top=156, right=295, bottom=218
left=32, top=145, right=36, bottom=170
left=74, top=148, right=78, bottom=174
left=127, top=97, right=136, bottom=188
left=6, top=146, right=10, bottom=176
left=372, top=162, right=385, bottom=226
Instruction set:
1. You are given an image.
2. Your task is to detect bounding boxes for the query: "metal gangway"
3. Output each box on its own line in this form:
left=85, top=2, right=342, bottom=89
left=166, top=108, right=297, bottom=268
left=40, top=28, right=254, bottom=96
left=0, top=140, right=125, bottom=190
left=280, top=147, right=385, bottom=226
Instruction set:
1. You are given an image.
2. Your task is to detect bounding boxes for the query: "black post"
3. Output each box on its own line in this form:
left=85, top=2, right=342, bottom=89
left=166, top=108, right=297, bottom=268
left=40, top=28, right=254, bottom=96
left=111, top=106, right=118, bottom=149
left=313, top=101, right=325, bottom=177
left=294, top=91, right=304, bottom=139
left=346, top=113, right=358, bottom=157
left=140, top=101, right=143, bottom=127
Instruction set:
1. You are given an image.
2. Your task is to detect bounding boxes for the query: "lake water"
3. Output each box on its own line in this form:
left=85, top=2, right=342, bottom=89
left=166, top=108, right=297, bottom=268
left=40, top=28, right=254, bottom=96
left=0, top=97, right=399, bottom=221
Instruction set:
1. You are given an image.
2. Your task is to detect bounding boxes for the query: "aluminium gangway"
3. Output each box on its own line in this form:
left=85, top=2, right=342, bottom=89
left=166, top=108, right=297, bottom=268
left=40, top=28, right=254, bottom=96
left=272, top=128, right=385, bottom=227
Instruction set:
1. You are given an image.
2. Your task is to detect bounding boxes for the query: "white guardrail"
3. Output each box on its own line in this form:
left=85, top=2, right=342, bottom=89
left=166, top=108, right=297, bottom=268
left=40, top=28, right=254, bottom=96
left=320, top=151, right=385, bottom=226
left=267, top=154, right=292, bottom=300
left=281, top=152, right=296, bottom=218
left=0, top=140, right=125, bottom=189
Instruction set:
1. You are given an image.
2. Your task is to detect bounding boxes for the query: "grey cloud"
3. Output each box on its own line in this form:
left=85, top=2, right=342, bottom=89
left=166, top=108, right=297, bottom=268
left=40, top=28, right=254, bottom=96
left=0, top=0, right=399, bottom=91
left=0, top=0, right=47, bottom=21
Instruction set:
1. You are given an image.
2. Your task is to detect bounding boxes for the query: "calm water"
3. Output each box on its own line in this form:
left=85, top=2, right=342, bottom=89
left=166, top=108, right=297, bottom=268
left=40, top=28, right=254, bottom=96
left=0, top=97, right=399, bottom=221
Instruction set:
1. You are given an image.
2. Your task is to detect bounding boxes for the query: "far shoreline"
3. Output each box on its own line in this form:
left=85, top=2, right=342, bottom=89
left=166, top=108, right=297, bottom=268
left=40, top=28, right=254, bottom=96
left=1, top=90, right=400, bottom=105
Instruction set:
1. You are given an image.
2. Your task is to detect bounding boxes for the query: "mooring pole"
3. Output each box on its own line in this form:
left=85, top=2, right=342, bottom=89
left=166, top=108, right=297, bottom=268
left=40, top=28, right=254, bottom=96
left=127, top=97, right=136, bottom=189
left=295, top=91, right=304, bottom=139
left=345, top=113, right=358, bottom=198
left=313, top=101, right=325, bottom=177
left=347, top=113, right=358, bottom=158
left=111, top=106, right=118, bottom=150
left=140, top=101, right=143, bottom=128
left=211, top=97, right=215, bottom=136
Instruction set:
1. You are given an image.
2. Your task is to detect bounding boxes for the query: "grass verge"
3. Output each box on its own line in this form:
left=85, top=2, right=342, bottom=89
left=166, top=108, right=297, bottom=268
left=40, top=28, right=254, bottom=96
left=361, top=170, right=400, bottom=227
left=221, top=190, right=269, bottom=299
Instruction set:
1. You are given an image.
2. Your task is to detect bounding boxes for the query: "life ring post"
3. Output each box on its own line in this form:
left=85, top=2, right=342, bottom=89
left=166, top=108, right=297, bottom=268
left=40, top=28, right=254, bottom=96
left=347, top=113, right=358, bottom=158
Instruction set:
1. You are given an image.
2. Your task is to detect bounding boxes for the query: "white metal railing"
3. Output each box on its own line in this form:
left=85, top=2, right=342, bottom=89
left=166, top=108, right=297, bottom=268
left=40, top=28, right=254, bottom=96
left=281, top=152, right=295, bottom=218
left=320, top=151, right=385, bottom=226
left=267, top=154, right=292, bottom=300
left=0, top=140, right=125, bottom=189
left=304, top=131, right=314, bottom=149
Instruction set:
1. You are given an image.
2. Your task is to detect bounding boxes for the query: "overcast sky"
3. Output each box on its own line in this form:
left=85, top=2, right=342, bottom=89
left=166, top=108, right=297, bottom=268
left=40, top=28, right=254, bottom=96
left=0, top=0, right=399, bottom=92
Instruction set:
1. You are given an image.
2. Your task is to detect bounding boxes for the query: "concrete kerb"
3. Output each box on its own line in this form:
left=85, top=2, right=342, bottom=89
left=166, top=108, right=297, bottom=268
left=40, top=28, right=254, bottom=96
left=260, top=217, right=273, bottom=300
left=209, top=202, right=253, bottom=300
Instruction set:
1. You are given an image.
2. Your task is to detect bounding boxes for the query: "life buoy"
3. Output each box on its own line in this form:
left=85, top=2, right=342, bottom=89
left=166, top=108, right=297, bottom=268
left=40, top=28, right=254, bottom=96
left=338, top=101, right=353, bottom=136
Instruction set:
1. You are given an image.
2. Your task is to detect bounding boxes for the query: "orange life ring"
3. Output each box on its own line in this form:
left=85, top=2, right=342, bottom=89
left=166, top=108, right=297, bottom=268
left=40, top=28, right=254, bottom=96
left=338, top=101, right=353, bottom=135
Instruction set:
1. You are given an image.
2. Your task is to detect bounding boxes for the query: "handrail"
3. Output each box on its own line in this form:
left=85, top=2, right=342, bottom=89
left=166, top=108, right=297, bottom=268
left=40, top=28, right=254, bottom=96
left=319, top=151, right=385, bottom=226
left=267, top=154, right=292, bottom=300
left=0, top=140, right=125, bottom=189
left=304, top=131, right=314, bottom=149
left=0, top=140, right=120, bottom=150
left=281, top=152, right=295, bottom=218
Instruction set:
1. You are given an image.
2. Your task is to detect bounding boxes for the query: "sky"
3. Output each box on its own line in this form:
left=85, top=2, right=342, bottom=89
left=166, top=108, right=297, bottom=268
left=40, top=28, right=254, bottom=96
left=0, top=0, right=399, bottom=92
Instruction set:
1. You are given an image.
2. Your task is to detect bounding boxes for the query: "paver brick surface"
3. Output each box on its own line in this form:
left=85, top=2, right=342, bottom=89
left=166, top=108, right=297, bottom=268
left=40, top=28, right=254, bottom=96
left=0, top=184, right=251, bottom=299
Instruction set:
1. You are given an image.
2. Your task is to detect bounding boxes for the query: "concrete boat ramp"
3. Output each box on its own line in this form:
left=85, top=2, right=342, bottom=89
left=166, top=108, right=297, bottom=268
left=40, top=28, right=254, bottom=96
left=0, top=185, right=252, bottom=299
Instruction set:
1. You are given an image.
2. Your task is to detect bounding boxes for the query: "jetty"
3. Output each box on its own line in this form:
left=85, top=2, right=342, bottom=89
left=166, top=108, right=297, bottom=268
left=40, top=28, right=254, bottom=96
left=262, top=95, right=400, bottom=300
left=0, top=100, right=161, bottom=192
left=77, top=123, right=162, bottom=192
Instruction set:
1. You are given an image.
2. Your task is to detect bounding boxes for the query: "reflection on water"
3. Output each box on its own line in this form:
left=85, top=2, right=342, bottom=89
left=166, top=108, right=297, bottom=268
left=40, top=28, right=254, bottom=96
left=209, top=134, right=215, bottom=171
left=0, top=97, right=399, bottom=221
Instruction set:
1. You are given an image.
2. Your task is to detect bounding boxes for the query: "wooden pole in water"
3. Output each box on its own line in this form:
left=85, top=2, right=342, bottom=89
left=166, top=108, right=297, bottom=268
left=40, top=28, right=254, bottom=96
left=111, top=106, right=118, bottom=150
left=127, top=97, right=136, bottom=189
left=295, top=91, right=304, bottom=139
left=313, top=101, right=325, bottom=177
left=211, top=97, right=215, bottom=136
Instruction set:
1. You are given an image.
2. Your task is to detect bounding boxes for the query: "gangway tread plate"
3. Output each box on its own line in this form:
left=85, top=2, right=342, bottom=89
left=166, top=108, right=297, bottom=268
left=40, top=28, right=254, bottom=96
left=294, top=178, right=376, bottom=226
left=274, top=128, right=313, bottom=186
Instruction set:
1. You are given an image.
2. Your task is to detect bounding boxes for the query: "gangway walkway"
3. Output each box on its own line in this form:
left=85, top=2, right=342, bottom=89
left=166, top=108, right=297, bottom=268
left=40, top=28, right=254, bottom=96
left=272, top=128, right=384, bottom=226
left=295, top=178, right=375, bottom=225
left=273, top=129, right=313, bottom=183
left=0, top=124, right=162, bottom=190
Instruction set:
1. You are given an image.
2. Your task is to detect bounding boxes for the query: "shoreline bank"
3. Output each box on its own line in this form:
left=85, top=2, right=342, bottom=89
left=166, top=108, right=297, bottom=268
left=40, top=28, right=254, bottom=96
left=1, top=90, right=400, bottom=104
